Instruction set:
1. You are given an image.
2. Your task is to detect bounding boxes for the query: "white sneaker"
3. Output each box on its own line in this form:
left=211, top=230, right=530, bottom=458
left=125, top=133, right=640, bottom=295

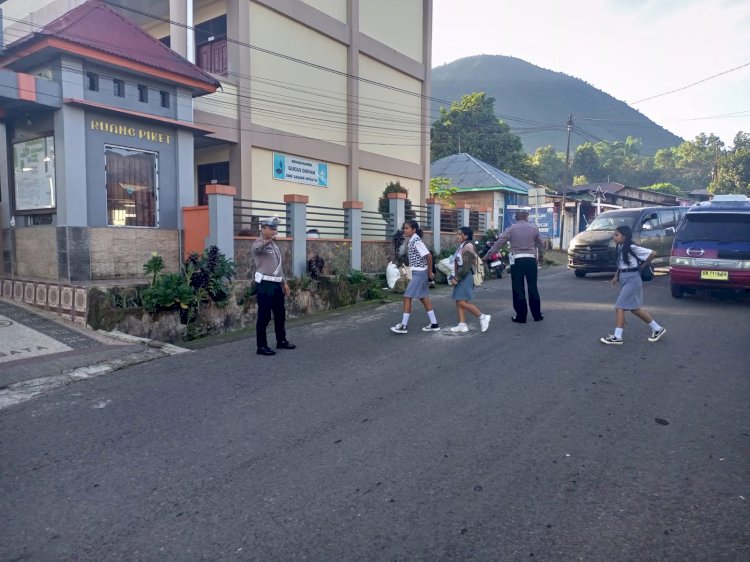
left=648, top=327, right=666, bottom=342
left=600, top=334, right=623, bottom=345
left=480, top=314, right=491, bottom=333
left=450, top=323, right=469, bottom=333
left=390, top=323, right=408, bottom=334
left=422, top=323, right=441, bottom=332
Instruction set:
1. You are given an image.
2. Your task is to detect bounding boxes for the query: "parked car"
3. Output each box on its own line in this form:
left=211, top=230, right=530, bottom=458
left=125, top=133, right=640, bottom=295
left=568, top=206, right=689, bottom=277
left=669, top=194, right=750, bottom=298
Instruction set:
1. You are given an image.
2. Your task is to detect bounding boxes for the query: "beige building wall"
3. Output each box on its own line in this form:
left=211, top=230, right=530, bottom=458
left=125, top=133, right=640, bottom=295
left=301, top=0, right=347, bottom=22
left=359, top=169, right=422, bottom=214
left=358, top=55, right=423, bottom=165
left=248, top=3, right=348, bottom=146
left=359, top=0, right=424, bottom=63
left=251, top=148, right=347, bottom=207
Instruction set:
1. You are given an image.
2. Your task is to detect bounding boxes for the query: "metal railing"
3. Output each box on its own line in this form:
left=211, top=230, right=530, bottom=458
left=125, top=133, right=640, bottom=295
left=306, top=205, right=346, bottom=238
left=441, top=208, right=459, bottom=232
left=361, top=209, right=391, bottom=240
left=234, top=199, right=287, bottom=236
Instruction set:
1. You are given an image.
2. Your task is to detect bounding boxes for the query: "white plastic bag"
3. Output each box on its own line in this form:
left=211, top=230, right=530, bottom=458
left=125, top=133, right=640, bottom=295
left=436, top=257, right=453, bottom=279
left=386, top=261, right=400, bottom=289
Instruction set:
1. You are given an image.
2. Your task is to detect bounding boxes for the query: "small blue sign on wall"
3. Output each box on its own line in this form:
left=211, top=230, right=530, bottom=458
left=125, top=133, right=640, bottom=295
left=273, top=152, right=328, bottom=187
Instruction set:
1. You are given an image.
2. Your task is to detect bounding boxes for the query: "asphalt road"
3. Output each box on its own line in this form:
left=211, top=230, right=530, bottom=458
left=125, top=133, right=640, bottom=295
left=2, top=267, right=748, bottom=561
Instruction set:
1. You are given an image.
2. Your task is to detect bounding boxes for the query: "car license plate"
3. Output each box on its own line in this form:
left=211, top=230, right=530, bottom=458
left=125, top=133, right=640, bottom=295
left=490, top=260, right=502, bottom=268
left=700, top=270, right=728, bottom=281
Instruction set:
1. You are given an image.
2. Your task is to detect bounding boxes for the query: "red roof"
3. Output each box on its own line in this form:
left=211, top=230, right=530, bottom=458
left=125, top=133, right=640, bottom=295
left=3, top=0, right=219, bottom=91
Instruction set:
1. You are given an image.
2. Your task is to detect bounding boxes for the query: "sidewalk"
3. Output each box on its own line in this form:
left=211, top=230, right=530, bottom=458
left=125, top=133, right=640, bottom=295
left=0, top=299, right=187, bottom=410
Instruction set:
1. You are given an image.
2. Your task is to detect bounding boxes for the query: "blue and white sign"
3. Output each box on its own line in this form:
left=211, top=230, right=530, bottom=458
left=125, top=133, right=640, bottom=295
left=273, top=152, right=328, bottom=187
left=506, top=205, right=556, bottom=237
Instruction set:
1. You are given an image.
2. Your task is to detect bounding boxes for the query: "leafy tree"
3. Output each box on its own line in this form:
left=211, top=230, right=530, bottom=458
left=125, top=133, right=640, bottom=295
left=378, top=180, right=414, bottom=223
left=529, top=145, right=564, bottom=188
left=431, top=92, right=530, bottom=179
left=572, top=175, right=589, bottom=186
left=429, top=176, right=458, bottom=207
left=643, top=182, right=683, bottom=196
left=571, top=143, right=603, bottom=183
left=710, top=142, right=750, bottom=196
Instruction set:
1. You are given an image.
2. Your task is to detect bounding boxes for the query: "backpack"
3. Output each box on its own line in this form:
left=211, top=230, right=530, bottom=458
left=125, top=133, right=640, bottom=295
left=472, top=252, right=485, bottom=286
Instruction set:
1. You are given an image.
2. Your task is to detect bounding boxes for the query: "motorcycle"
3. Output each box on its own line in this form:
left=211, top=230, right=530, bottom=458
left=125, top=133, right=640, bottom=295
left=478, top=237, right=509, bottom=279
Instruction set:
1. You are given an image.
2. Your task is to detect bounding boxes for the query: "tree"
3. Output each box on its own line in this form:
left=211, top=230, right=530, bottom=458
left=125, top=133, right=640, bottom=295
left=377, top=180, right=414, bottom=223
left=643, top=182, right=683, bottom=196
left=429, top=176, right=458, bottom=207
left=529, top=145, right=564, bottom=188
left=571, top=143, right=603, bottom=183
left=431, top=92, right=530, bottom=179
left=710, top=144, right=750, bottom=196
left=572, top=175, right=589, bottom=186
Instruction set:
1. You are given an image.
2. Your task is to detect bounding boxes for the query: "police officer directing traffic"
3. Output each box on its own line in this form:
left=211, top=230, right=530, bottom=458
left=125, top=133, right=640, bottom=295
left=252, top=216, right=296, bottom=355
left=485, top=210, right=545, bottom=323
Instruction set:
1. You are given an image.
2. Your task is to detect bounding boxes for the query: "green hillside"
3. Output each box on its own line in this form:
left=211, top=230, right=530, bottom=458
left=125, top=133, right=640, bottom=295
left=431, top=55, right=683, bottom=156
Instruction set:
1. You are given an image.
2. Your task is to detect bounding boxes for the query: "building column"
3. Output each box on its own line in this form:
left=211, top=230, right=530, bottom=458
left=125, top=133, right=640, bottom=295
left=387, top=192, right=406, bottom=234
left=426, top=197, right=441, bottom=254
left=421, top=0, right=434, bottom=202
left=206, top=184, right=237, bottom=261
left=343, top=200, right=363, bottom=271
left=228, top=0, right=253, bottom=199
left=346, top=0, right=360, bottom=202
left=284, top=194, right=308, bottom=277
left=168, top=0, right=190, bottom=60
left=456, top=203, right=470, bottom=228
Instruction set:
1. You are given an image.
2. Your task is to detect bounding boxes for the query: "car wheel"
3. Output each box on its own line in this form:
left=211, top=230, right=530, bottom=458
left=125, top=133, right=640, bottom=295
left=670, top=283, right=684, bottom=299
left=574, top=270, right=586, bottom=278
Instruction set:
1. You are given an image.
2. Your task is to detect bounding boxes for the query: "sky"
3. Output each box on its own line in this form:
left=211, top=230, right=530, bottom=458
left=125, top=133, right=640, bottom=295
left=432, top=0, right=750, bottom=147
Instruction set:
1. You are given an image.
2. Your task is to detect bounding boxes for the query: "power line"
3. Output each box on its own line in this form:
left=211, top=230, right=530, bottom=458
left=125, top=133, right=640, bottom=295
left=630, top=61, right=750, bottom=104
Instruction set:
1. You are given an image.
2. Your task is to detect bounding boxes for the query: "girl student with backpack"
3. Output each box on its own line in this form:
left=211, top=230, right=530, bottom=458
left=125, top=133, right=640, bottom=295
left=600, top=225, right=666, bottom=345
left=390, top=220, right=441, bottom=334
left=447, top=227, right=491, bottom=333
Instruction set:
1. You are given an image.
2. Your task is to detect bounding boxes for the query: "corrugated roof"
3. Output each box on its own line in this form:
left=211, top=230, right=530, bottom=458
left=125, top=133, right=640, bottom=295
left=4, top=0, right=219, bottom=90
left=431, top=153, right=531, bottom=194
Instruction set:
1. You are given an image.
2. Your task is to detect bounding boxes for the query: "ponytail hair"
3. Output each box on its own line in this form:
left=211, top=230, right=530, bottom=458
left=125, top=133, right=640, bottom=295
left=404, top=219, right=423, bottom=238
left=615, top=225, right=635, bottom=262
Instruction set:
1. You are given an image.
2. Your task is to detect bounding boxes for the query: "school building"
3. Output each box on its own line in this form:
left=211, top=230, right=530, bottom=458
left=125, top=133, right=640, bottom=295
left=0, top=0, right=433, bottom=285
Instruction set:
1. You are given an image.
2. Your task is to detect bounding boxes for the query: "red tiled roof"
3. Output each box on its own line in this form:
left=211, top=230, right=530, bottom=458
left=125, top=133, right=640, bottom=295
left=4, top=0, right=219, bottom=91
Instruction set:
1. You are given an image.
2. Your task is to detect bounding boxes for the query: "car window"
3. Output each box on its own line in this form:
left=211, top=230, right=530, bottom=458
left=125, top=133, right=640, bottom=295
left=586, top=214, right=636, bottom=231
left=640, top=212, right=660, bottom=231
left=658, top=209, right=677, bottom=229
left=678, top=214, right=750, bottom=243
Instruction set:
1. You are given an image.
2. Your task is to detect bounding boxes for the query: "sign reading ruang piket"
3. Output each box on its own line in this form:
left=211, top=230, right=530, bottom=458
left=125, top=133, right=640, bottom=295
left=273, top=152, right=328, bottom=187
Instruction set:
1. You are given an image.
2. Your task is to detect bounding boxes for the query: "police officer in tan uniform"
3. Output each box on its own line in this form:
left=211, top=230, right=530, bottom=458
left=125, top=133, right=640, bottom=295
left=252, top=216, right=295, bottom=355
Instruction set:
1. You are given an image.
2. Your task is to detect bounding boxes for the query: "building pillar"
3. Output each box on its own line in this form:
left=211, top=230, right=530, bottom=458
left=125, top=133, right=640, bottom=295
left=343, top=200, right=363, bottom=271
left=206, top=184, right=237, bottom=261
left=456, top=203, right=470, bottom=228
left=285, top=194, right=308, bottom=277
left=426, top=197, right=441, bottom=254
left=387, top=192, right=406, bottom=234
left=228, top=0, right=253, bottom=199
left=346, top=0, right=360, bottom=202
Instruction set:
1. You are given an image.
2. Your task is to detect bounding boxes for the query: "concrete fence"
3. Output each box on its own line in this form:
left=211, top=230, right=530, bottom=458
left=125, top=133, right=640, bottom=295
left=184, top=187, right=492, bottom=278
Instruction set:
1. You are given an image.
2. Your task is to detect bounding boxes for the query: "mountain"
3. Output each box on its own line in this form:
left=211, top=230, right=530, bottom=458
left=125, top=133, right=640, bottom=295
left=431, top=55, right=683, bottom=156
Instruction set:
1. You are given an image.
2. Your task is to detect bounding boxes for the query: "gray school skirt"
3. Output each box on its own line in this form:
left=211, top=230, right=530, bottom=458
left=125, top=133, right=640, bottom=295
left=615, top=271, right=643, bottom=310
left=404, top=269, right=430, bottom=299
left=452, top=273, right=475, bottom=301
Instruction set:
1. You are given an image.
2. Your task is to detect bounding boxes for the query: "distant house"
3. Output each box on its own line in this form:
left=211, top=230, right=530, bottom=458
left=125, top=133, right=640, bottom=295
left=431, top=153, right=531, bottom=230
left=564, top=182, right=682, bottom=231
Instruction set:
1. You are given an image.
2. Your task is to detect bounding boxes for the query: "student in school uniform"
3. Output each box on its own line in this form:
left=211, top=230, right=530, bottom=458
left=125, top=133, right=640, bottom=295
left=390, top=220, right=440, bottom=334
left=600, top=225, right=666, bottom=345
left=447, top=227, right=491, bottom=333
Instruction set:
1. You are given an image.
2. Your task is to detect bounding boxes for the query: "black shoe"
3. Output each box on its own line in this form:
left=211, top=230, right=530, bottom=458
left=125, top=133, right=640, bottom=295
left=257, top=346, right=276, bottom=356
left=533, top=315, right=544, bottom=322
left=511, top=316, right=526, bottom=324
left=276, top=341, right=296, bottom=350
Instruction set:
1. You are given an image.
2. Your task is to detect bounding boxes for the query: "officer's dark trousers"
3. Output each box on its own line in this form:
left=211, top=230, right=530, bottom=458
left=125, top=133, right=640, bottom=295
left=510, top=257, right=542, bottom=321
left=256, top=281, right=286, bottom=348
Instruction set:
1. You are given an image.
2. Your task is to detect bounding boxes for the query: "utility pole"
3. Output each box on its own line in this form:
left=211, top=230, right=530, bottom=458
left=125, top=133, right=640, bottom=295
left=558, top=113, right=573, bottom=251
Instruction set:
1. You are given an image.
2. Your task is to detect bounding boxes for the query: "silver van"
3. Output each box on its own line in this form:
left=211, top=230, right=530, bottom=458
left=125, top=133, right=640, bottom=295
left=567, top=206, right=689, bottom=277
